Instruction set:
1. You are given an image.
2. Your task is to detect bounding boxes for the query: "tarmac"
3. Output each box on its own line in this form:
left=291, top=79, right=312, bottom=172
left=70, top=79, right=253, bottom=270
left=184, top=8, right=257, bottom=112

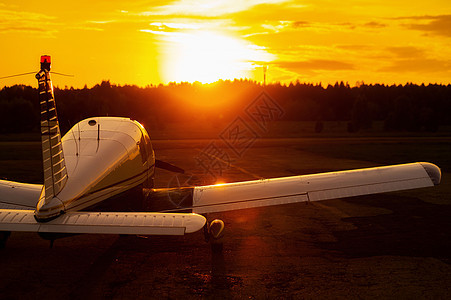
left=0, top=138, right=450, bottom=299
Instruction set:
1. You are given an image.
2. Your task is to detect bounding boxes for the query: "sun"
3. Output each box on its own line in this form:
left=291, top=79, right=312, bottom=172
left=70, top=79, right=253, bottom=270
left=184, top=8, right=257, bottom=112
left=161, top=31, right=272, bottom=83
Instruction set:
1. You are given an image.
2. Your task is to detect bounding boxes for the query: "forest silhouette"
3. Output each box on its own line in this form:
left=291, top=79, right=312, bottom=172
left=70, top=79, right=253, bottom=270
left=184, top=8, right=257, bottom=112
left=0, top=80, right=450, bottom=135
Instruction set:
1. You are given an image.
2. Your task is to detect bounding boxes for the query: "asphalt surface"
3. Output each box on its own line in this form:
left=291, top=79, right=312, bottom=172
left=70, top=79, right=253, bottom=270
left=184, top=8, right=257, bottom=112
left=0, top=138, right=450, bottom=299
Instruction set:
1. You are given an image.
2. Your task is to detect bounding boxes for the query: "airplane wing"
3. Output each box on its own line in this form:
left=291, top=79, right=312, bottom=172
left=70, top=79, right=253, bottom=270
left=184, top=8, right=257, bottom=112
left=0, top=210, right=206, bottom=235
left=189, top=162, right=441, bottom=214
left=0, top=180, right=43, bottom=210
left=0, top=162, right=440, bottom=236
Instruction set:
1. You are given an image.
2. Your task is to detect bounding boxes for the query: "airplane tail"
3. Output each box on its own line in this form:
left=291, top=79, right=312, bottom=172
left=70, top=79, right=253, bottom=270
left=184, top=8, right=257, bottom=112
left=36, top=56, right=68, bottom=204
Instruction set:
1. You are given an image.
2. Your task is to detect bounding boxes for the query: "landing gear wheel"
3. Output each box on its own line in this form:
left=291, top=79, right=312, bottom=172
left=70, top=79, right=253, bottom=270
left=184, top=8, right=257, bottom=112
left=204, top=219, right=225, bottom=253
left=0, top=231, right=11, bottom=249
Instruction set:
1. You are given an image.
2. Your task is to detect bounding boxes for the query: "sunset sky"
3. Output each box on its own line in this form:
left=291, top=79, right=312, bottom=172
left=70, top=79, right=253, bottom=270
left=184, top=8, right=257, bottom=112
left=1, top=0, right=450, bottom=88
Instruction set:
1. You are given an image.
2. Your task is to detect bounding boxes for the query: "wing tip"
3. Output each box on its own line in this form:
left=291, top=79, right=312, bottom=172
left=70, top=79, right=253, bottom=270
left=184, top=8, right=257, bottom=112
left=419, top=162, right=441, bottom=185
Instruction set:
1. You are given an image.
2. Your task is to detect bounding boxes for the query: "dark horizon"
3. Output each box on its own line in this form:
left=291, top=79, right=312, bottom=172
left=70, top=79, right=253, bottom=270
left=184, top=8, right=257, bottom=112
left=2, top=80, right=450, bottom=134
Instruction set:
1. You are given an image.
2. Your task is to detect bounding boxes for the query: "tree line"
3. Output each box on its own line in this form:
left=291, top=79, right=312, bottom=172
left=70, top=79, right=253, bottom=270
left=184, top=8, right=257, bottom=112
left=0, top=80, right=450, bottom=134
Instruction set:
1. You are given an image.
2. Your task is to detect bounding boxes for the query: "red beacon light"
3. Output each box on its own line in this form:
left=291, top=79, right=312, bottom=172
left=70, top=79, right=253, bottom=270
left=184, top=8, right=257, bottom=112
left=40, top=55, right=51, bottom=63
left=40, top=55, right=51, bottom=71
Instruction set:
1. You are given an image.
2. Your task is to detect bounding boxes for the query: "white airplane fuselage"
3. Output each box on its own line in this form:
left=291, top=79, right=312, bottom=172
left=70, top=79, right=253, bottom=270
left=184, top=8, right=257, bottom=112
left=35, top=117, right=155, bottom=221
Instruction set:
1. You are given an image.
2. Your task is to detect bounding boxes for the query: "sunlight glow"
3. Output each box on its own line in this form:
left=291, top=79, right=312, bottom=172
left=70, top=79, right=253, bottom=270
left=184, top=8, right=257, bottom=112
left=151, top=0, right=291, bottom=16
left=149, top=22, right=201, bottom=30
left=2, top=0, right=450, bottom=87
left=161, top=31, right=274, bottom=83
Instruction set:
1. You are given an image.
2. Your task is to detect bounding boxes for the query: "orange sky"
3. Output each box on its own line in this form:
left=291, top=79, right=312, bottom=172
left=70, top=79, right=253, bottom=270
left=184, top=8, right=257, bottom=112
left=1, top=0, right=451, bottom=88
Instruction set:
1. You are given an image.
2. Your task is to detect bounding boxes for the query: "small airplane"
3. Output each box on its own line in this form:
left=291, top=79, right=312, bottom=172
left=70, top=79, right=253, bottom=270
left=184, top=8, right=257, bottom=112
left=0, top=56, right=442, bottom=248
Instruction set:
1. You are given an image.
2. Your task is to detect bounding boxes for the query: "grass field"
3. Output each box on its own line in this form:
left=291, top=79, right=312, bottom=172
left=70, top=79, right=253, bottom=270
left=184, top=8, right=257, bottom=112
left=291, top=137, right=451, bottom=172
left=1, top=135, right=450, bottom=181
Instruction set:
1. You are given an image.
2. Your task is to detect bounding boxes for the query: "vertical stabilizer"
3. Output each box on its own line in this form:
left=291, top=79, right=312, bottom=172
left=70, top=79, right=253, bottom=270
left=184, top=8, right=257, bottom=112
left=35, top=55, right=68, bottom=203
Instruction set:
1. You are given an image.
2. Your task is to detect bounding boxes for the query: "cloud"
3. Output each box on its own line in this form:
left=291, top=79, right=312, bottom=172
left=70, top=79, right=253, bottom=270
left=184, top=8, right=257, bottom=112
left=139, top=19, right=238, bottom=36
left=379, top=46, right=450, bottom=73
left=336, top=44, right=373, bottom=51
left=260, top=19, right=387, bottom=35
left=140, top=0, right=291, bottom=17
left=72, top=20, right=117, bottom=31
left=88, top=20, right=116, bottom=24
left=292, top=21, right=311, bottom=28
left=397, top=15, right=451, bottom=37
left=336, top=20, right=389, bottom=31
left=149, top=21, right=201, bottom=30
left=0, top=8, right=55, bottom=22
left=261, top=21, right=292, bottom=33
left=363, top=21, right=386, bottom=28
left=379, top=58, right=451, bottom=73
left=0, top=8, right=57, bottom=35
left=1, top=26, right=47, bottom=32
left=338, top=22, right=356, bottom=30
left=275, top=59, right=355, bottom=71
left=386, top=46, right=425, bottom=58
left=248, top=20, right=316, bottom=37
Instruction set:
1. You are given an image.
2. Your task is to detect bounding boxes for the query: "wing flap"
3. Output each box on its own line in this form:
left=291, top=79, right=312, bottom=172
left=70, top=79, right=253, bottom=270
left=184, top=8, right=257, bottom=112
left=0, top=210, right=206, bottom=235
left=192, top=193, right=310, bottom=214
left=192, top=162, right=440, bottom=214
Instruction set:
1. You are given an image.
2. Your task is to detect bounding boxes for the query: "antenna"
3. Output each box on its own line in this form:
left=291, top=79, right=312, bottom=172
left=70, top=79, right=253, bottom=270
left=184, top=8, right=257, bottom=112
left=0, top=72, right=36, bottom=79
left=1, top=71, right=74, bottom=79
left=263, top=65, right=267, bottom=86
left=96, top=123, right=100, bottom=153
left=1, top=55, right=73, bottom=80
left=52, top=72, right=75, bottom=77
left=69, top=120, right=79, bottom=157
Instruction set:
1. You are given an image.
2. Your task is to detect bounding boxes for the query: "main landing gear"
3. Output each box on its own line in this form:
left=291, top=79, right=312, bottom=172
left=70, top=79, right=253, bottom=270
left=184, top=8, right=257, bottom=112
left=0, top=231, right=11, bottom=249
left=204, top=219, right=225, bottom=253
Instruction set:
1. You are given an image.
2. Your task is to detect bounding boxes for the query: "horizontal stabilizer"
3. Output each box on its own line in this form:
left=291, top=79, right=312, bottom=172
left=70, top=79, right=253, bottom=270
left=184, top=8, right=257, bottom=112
left=0, top=180, right=43, bottom=209
left=0, top=210, right=206, bottom=235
